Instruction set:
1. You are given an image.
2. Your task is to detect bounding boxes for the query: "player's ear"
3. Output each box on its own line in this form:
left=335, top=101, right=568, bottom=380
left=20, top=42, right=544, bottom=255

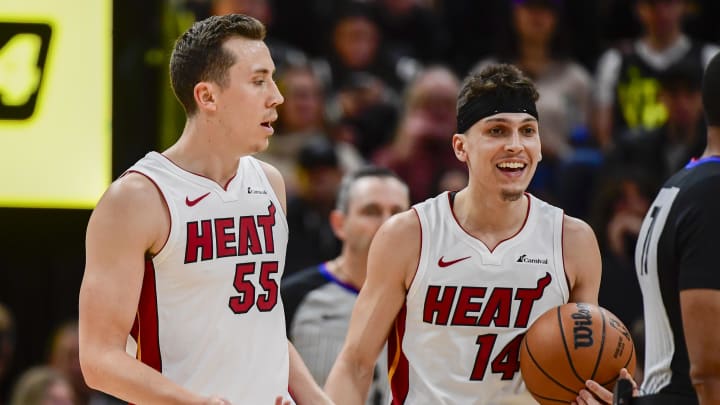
left=452, top=133, right=468, bottom=163
left=329, top=209, right=346, bottom=241
left=194, top=82, right=217, bottom=112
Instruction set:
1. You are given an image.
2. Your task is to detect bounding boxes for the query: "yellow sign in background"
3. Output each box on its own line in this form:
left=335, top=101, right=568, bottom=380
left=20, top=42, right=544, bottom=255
left=0, top=0, right=111, bottom=208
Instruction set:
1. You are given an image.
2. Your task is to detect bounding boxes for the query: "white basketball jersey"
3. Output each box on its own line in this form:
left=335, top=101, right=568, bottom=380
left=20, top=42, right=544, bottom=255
left=126, top=152, right=290, bottom=404
left=389, top=192, right=569, bottom=404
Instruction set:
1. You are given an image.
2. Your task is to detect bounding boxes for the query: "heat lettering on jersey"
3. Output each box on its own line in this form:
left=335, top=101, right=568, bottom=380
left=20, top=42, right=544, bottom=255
left=184, top=202, right=277, bottom=263
left=423, top=272, right=551, bottom=328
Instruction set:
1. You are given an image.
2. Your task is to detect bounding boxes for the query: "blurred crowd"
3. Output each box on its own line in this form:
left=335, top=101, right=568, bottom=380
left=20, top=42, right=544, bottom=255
left=1, top=0, right=719, bottom=403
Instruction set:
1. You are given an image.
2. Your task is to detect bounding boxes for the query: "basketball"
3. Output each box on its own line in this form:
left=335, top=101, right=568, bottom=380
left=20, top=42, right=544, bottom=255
left=519, top=303, right=636, bottom=404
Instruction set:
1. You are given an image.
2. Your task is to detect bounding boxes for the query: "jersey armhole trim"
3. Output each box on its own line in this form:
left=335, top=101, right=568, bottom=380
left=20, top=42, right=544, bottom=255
left=557, top=211, right=571, bottom=302
left=248, top=157, right=290, bottom=235
left=406, top=207, right=426, bottom=302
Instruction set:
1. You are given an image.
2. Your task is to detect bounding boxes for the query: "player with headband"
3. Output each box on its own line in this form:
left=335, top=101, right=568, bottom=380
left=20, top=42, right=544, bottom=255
left=324, top=63, right=631, bottom=404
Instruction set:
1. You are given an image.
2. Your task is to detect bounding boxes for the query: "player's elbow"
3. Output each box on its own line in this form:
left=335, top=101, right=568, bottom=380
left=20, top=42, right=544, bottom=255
left=79, top=344, right=109, bottom=391
left=688, top=362, right=720, bottom=397
left=79, top=352, right=100, bottom=390
left=338, top=346, right=376, bottom=382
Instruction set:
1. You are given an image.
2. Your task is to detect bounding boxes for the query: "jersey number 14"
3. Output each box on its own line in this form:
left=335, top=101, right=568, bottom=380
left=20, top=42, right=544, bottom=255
left=471, top=333, right=524, bottom=380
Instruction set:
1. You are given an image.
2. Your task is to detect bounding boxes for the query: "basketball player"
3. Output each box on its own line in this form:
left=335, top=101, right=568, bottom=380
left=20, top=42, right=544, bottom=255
left=282, top=166, right=410, bottom=405
left=626, top=48, right=720, bottom=405
left=324, top=63, right=618, bottom=404
left=78, top=14, right=332, bottom=405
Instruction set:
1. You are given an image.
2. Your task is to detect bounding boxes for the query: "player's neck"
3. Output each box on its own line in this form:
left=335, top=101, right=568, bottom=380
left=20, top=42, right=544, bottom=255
left=453, top=188, right=529, bottom=248
left=327, top=255, right=365, bottom=291
left=164, top=121, right=243, bottom=186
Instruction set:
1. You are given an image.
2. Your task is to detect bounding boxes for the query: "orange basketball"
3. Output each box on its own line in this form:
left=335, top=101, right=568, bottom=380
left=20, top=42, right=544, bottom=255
left=519, top=303, right=636, bottom=404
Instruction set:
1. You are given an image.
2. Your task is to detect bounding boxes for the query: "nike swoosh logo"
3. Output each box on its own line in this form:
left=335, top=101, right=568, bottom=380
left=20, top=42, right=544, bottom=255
left=185, top=192, right=211, bottom=207
left=438, top=256, right=471, bottom=268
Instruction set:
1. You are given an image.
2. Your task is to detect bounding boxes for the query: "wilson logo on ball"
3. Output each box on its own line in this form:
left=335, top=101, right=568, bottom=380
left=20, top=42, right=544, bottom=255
left=571, top=303, right=594, bottom=348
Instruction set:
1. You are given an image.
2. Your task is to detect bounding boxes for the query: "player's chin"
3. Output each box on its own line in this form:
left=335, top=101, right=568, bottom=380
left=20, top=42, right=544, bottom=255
left=500, top=186, right=526, bottom=202
left=247, top=139, right=270, bottom=155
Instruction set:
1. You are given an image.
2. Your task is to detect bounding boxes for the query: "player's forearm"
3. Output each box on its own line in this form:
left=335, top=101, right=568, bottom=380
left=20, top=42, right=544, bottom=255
left=81, top=347, right=205, bottom=405
left=324, top=356, right=373, bottom=405
left=288, top=342, right=334, bottom=405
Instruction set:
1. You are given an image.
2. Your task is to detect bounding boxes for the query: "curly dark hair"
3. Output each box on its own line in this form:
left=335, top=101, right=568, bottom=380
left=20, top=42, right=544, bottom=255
left=170, top=14, right=266, bottom=115
left=457, top=63, right=539, bottom=113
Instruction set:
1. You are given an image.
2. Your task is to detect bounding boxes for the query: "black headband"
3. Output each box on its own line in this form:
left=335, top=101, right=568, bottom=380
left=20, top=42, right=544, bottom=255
left=456, top=91, right=538, bottom=134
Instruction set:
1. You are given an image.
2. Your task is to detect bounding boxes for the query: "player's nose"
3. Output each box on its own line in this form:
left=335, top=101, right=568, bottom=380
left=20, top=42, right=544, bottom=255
left=504, top=131, right=524, bottom=153
left=269, top=79, right=284, bottom=107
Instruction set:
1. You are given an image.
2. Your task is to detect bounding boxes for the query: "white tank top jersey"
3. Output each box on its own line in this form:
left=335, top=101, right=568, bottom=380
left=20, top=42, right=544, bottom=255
left=125, top=152, right=290, bottom=404
left=389, top=192, right=570, bottom=405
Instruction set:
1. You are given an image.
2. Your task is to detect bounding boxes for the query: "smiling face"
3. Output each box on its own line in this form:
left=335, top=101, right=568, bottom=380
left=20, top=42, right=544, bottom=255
left=202, top=37, right=284, bottom=154
left=453, top=112, right=541, bottom=201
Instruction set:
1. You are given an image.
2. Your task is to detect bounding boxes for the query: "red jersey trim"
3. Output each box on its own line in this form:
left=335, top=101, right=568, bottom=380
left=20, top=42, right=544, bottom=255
left=561, top=213, right=572, bottom=291
left=156, top=152, right=236, bottom=191
left=447, top=192, right=531, bottom=253
left=130, top=260, right=162, bottom=373
left=388, top=305, right=409, bottom=404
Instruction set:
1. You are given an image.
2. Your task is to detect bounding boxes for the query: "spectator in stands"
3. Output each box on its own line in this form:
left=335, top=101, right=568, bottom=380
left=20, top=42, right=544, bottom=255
left=284, top=136, right=345, bottom=277
left=373, top=0, right=449, bottom=66
left=206, top=0, right=309, bottom=72
left=257, top=64, right=364, bottom=197
left=473, top=0, right=595, bottom=204
left=594, top=0, right=719, bottom=148
left=373, top=66, right=465, bottom=203
left=9, top=366, right=75, bottom=405
left=605, top=60, right=707, bottom=192
left=0, top=303, right=15, bottom=405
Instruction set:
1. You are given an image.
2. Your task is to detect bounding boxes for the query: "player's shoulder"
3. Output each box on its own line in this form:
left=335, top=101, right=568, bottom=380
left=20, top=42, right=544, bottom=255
left=98, top=171, right=163, bottom=212
left=87, top=171, right=168, bottom=252
left=562, top=214, right=593, bottom=233
left=254, top=157, right=283, bottom=181
left=365, top=210, right=420, bottom=267
left=367, top=209, right=421, bottom=289
left=381, top=208, right=421, bottom=237
left=562, top=214, right=597, bottom=246
left=371, top=209, right=421, bottom=263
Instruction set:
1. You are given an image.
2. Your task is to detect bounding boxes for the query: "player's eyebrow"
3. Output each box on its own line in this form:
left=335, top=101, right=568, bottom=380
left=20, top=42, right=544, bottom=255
left=251, top=67, right=274, bottom=75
